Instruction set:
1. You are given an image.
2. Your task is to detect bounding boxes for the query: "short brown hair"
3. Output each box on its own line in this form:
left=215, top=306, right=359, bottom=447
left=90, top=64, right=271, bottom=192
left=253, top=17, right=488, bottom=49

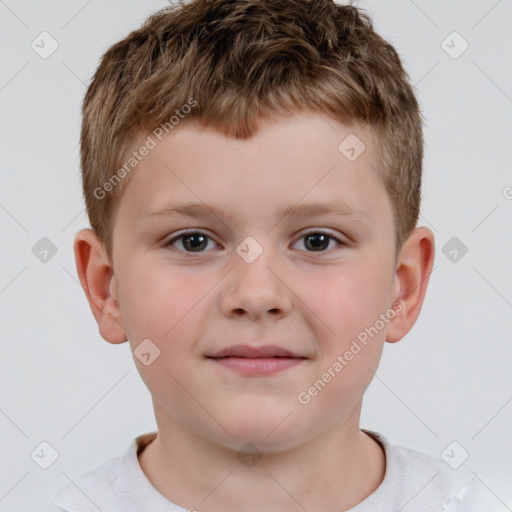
left=80, top=0, right=423, bottom=264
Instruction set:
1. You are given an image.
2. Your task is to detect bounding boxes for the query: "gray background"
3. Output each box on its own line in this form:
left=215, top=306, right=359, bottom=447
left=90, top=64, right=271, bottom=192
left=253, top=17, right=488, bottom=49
left=1, top=0, right=511, bottom=510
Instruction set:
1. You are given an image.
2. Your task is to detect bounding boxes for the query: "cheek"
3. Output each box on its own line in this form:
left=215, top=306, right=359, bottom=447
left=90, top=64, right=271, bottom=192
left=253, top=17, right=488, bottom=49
left=305, top=264, right=391, bottom=342
left=118, top=267, right=210, bottom=398
left=298, top=263, right=391, bottom=404
left=121, top=269, right=203, bottom=414
left=120, top=264, right=206, bottom=340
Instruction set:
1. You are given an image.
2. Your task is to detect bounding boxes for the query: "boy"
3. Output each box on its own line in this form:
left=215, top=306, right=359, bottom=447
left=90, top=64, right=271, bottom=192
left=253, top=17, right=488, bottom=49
left=51, top=0, right=497, bottom=510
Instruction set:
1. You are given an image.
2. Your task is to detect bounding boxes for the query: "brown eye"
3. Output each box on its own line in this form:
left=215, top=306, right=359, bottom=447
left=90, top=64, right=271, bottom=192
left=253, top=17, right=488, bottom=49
left=166, top=231, right=216, bottom=253
left=293, top=231, right=343, bottom=253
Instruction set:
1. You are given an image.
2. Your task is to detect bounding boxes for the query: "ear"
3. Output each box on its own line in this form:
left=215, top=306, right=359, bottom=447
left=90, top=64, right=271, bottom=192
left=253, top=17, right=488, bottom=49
left=73, top=228, right=127, bottom=344
left=385, top=226, right=435, bottom=343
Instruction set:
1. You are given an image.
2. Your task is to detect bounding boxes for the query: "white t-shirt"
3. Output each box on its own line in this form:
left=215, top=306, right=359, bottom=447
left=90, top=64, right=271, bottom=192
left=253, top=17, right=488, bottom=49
left=50, top=429, right=503, bottom=511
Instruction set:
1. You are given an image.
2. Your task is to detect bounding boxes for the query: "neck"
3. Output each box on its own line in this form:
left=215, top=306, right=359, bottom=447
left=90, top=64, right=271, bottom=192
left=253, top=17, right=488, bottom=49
left=138, top=402, right=386, bottom=512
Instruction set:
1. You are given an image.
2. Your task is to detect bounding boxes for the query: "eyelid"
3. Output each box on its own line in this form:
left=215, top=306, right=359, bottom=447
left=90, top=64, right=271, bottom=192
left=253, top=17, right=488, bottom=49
left=165, top=228, right=348, bottom=254
left=296, top=228, right=346, bottom=243
left=165, top=229, right=219, bottom=246
left=292, top=229, right=346, bottom=253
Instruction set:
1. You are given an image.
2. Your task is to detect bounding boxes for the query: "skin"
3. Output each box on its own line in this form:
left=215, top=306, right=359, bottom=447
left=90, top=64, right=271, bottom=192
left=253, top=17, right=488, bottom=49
left=74, top=110, right=435, bottom=512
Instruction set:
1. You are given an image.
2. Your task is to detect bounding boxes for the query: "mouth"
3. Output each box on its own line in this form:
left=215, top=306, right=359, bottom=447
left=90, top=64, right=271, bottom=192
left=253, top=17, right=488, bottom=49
left=206, top=344, right=308, bottom=375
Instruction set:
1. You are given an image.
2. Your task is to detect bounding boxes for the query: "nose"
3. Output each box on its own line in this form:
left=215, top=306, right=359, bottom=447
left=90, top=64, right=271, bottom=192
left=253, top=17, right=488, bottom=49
left=219, top=246, right=293, bottom=320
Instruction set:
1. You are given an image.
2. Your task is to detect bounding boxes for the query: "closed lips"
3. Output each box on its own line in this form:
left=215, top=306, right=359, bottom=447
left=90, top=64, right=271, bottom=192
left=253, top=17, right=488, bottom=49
left=206, top=345, right=306, bottom=359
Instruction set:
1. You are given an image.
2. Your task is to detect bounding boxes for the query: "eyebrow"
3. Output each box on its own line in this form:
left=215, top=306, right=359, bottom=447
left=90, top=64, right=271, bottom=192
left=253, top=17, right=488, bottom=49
left=142, top=200, right=371, bottom=225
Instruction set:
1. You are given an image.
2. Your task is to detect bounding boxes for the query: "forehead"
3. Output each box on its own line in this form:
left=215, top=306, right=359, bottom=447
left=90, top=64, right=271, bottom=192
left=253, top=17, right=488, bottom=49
left=115, top=111, right=391, bottom=230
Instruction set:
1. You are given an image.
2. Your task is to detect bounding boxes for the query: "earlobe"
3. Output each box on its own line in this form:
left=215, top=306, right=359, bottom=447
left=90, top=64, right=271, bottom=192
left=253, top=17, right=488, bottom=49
left=73, top=228, right=128, bottom=344
left=385, top=226, right=435, bottom=343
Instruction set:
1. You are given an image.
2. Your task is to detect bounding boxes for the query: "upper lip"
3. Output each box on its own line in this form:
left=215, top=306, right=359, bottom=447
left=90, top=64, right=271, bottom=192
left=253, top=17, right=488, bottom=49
left=207, top=344, right=306, bottom=358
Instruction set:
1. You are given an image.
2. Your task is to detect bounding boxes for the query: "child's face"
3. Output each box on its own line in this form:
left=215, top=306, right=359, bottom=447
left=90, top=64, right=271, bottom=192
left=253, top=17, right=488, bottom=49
left=107, top=111, right=400, bottom=451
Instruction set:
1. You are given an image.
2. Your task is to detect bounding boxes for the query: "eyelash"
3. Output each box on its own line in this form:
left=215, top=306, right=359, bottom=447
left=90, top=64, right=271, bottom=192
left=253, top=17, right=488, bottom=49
left=165, top=229, right=346, bottom=255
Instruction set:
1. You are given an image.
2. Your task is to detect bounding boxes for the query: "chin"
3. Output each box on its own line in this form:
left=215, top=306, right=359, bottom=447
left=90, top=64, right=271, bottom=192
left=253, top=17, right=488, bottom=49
left=213, top=410, right=306, bottom=453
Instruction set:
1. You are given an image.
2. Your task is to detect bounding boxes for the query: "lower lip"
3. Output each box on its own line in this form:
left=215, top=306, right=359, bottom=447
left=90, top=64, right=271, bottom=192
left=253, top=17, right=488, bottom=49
left=208, top=357, right=305, bottom=375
